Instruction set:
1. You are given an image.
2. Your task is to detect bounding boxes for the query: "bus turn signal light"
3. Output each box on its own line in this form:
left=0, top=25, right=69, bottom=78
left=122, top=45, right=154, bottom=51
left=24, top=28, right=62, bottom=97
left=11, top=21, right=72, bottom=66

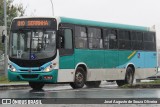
left=44, top=76, right=53, bottom=80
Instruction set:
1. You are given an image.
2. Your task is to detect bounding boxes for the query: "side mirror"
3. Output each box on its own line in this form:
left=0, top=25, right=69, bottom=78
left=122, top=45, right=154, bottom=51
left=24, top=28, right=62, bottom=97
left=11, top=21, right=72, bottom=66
left=57, top=30, right=64, bottom=49
left=2, top=30, right=5, bottom=43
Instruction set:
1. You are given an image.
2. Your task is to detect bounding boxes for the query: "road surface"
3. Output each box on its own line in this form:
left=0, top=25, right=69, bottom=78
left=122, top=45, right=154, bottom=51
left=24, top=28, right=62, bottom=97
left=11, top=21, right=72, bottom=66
left=0, top=83, right=160, bottom=107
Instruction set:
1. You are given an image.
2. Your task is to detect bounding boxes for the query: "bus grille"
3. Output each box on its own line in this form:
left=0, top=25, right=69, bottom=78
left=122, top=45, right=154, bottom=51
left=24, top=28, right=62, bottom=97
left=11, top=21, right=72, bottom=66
left=21, top=74, right=38, bottom=79
left=20, top=69, right=41, bottom=72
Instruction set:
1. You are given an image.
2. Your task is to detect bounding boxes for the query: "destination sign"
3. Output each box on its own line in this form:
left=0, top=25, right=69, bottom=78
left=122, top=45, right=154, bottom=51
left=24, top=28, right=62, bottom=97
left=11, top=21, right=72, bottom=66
left=11, top=18, right=57, bottom=30
left=17, top=20, right=49, bottom=27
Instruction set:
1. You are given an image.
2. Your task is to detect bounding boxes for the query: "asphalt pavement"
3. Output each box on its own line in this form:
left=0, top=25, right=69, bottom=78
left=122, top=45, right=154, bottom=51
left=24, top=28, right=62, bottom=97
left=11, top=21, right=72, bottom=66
left=0, top=83, right=71, bottom=90
left=0, top=80, right=160, bottom=90
left=0, top=80, right=155, bottom=89
left=1, top=81, right=160, bottom=107
left=0, top=81, right=115, bottom=90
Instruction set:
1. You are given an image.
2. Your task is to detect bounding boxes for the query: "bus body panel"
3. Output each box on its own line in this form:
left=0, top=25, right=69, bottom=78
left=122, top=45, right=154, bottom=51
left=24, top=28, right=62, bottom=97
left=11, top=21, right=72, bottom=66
left=117, top=51, right=157, bottom=79
left=74, top=49, right=105, bottom=69
left=59, top=55, right=75, bottom=69
left=8, top=69, right=58, bottom=83
left=57, top=54, right=75, bottom=82
left=104, top=50, right=119, bottom=68
left=144, top=52, right=157, bottom=68
left=57, top=69, right=75, bottom=82
left=118, top=50, right=137, bottom=68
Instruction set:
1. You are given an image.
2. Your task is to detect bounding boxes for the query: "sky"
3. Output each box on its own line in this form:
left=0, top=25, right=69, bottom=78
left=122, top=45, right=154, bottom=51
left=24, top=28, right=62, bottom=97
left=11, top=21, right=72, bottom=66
left=13, top=0, right=160, bottom=45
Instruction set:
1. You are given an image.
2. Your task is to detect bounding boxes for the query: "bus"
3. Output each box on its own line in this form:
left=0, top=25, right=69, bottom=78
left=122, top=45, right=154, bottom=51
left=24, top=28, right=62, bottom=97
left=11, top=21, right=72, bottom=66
left=8, top=17, right=157, bottom=90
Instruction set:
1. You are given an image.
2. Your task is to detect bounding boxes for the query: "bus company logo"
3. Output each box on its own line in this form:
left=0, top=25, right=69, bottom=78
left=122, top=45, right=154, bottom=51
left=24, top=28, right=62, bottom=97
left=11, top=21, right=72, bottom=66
left=2, top=99, right=11, bottom=104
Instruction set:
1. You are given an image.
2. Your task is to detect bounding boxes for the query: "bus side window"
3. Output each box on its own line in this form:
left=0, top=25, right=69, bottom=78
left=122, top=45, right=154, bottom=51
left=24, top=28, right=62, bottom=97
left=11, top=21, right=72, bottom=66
left=64, top=29, right=73, bottom=49
left=103, top=29, right=109, bottom=49
left=143, top=32, right=156, bottom=51
left=118, top=30, right=131, bottom=50
left=75, top=26, right=87, bottom=49
left=108, top=29, right=117, bottom=49
left=88, top=27, right=102, bottom=49
left=60, top=29, right=73, bottom=49
left=59, top=28, right=73, bottom=56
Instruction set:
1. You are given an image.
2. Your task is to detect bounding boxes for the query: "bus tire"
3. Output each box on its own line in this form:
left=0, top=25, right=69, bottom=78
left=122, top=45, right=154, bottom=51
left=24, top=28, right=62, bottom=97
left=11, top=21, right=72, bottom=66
left=116, top=67, right=134, bottom=86
left=70, top=67, right=86, bottom=89
left=85, top=81, right=101, bottom=88
left=29, top=82, right=44, bottom=90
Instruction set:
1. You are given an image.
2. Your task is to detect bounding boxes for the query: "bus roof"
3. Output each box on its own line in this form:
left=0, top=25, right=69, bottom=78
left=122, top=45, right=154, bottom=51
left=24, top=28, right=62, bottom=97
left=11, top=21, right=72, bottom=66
left=60, top=17, right=150, bottom=31
left=12, top=16, right=151, bottom=32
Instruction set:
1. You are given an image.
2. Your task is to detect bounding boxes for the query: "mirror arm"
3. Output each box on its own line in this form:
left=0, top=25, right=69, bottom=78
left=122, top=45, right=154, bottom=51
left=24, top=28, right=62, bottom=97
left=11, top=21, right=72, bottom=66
left=2, top=30, right=5, bottom=43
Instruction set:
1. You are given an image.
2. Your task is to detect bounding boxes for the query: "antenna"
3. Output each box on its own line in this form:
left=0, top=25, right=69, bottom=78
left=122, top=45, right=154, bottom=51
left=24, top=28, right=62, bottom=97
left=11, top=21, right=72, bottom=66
left=50, top=0, right=54, bottom=16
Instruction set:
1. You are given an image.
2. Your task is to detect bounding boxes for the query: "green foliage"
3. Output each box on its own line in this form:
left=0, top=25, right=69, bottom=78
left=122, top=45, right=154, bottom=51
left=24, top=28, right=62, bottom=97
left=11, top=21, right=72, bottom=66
left=0, top=76, right=8, bottom=83
left=121, top=80, right=160, bottom=88
left=142, top=80, right=160, bottom=84
left=0, top=0, right=25, bottom=51
left=0, top=0, right=25, bottom=26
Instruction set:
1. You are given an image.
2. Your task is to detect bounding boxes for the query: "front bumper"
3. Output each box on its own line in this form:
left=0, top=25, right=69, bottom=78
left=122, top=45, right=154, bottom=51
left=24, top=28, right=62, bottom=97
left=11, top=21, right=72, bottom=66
left=8, top=69, right=58, bottom=83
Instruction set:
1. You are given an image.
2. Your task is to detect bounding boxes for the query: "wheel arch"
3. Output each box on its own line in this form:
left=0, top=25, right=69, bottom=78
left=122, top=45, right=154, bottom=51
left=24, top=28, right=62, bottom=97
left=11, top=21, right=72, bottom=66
left=75, top=63, right=88, bottom=80
left=126, top=63, right=135, bottom=74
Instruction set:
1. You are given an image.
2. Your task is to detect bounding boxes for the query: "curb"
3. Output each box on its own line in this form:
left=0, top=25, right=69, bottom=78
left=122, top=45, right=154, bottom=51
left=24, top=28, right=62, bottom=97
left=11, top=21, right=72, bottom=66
left=0, top=83, right=29, bottom=90
left=130, top=84, right=160, bottom=88
left=0, top=83, right=68, bottom=90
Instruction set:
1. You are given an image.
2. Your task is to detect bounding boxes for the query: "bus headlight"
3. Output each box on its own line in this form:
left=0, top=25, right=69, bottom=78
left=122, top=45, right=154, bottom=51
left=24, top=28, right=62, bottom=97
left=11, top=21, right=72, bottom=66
left=8, top=64, right=16, bottom=72
left=44, top=63, right=57, bottom=72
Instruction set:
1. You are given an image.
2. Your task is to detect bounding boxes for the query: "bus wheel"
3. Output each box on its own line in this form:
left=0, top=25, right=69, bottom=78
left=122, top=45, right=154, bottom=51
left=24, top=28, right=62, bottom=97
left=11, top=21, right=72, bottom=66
left=70, top=67, right=85, bottom=89
left=116, top=67, right=134, bottom=86
left=29, top=82, right=44, bottom=90
left=85, top=81, right=101, bottom=88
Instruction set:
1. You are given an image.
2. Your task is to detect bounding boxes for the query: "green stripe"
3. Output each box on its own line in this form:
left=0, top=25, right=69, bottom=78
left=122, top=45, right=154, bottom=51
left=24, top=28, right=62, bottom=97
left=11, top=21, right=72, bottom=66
left=59, top=49, right=137, bottom=69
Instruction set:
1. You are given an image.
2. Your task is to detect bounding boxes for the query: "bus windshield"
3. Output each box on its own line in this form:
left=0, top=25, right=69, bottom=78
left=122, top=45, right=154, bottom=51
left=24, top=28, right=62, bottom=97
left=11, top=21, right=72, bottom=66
left=10, top=29, right=56, bottom=60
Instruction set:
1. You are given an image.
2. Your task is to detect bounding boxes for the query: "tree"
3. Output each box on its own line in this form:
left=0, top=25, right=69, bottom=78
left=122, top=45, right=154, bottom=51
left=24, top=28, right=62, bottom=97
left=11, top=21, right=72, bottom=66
left=0, top=0, right=25, bottom=51
left=0, top=0, right=25, bottom=29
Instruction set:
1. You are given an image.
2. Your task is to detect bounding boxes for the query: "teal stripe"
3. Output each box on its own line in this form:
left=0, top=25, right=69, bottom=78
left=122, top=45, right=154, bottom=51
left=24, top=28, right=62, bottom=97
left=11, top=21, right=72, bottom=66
left=60, top=17, right=149, bottom=31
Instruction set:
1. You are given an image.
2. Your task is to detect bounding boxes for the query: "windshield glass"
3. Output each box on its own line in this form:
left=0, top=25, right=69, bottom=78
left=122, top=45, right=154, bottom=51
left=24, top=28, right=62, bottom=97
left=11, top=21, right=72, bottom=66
left=10, top=29, right=56, bottom=60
